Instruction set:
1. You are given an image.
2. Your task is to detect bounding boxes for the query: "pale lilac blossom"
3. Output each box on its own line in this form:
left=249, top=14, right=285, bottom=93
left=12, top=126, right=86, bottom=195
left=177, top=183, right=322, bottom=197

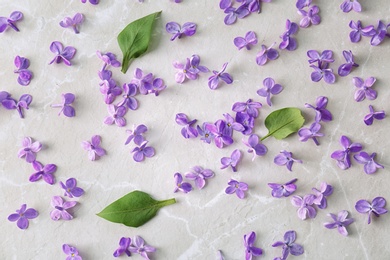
left=175, top=113, right=198, bottom=139
left=223, top=113, right=245, bottom=136
left=355, top=197, right=388, bottom=224
left=104, top=105, right=127, bottom=127
left=49, top=41, right=76, bottom=66
left=188, top=54, right=209, bottom=74
left=8, top=204, right=38, bottom=230
left=291, top=194, right=317, bottom=220
left=297, top=5, right=320, bottom=28
left=304, top=96, right=332, bottom=122
left=312, top=182, right=333, bottom=209
left=330, top=135, right=362, bottom=170
left=18, top=137, right=42, bottom=163
left=354, top=152, right=384, bottom=174
left=256, top=43, right=279, bottom=66
left=29, top=161, right=57, bottom=185
left=131, top=141, right=155, bottom=162
left=310, top=65, right=335, bottom=84
left=234, top=31, right=258, bottom=50
left=274, top=150, right=302, bottom=171
left=60, top=178, right=85, bottom=198
left=243, top=231, right=263, bottom=259
left=51, top=93, right=76, bottom=117
left=14, top=55, right=33, bottom=86
left=232, top=99, right=262, bottom=118
left=364, top=105, right=385, bottom=125
left=268, top=178, right=297, bottom=198
left=352, top=77, right=377, bottom=102
left=197, top=123, right=214, bottom=144
left=173, top=58, right=197, bottom=83
left=208, top=63, right=233, bottom=90
left=131, top=68, right=153, bottom=95
left=221, top=149, right=242, bottom=172
left=174, top=173, right=193, bottom=193
left=165, top=21, right=197, bottom=41
left=340, top=0, right=361, bottom=13
left=125, top=124, right=148, bottom=145
left=298, top=122, right=324, bottom=145
left=96, top=51, right=121, bottom=70
left=206, top=120, right=233, bottom=148
left=117, top=83, right=138, bottom=110
left=59, top=13, right=84, bottom=34
left=129, top=236, right=156, bottom=259
left=225, top=179, right=248, bottom=199
left=0, top=11, right=23, bottom=32
left=338, top=50, right=359, bottom=76
left=50, top=196, right=77, bottom=221
left=256, top=77, right=283, bottom=106
left=185, top=166, right=214, bottom=189
left=279, top=19, right=298, bottom=51
left=324, top=210, right=354, bottom=236
left=63, top=244, right=82, bottom=260
left=272, top=230, right=304, bottom=259
left=242, top=134, right=267, bottom=161
left=81, top=135, right=106, bottom=161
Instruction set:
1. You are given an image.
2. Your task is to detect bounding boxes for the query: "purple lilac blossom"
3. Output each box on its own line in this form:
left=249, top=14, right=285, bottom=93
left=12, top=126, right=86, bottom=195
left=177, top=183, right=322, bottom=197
left=324, top=210, right=354, bottom=236
left=310, top=65, right=336, bottom=84
left=242, top=134, right=267, bottom=161
left=364, top=105, right=385, bottom=125
left=268, top=178, right=297, bottom=198
left=60, top=178, right=85, bottom=198
left=18, top=137, right=42, bottom=163
left=274, top=150, right=302, bottom=171
left=208, top=63, right=233, bottom=90
left=104, top=105, right=127, bottom=127
left=63, top=244, right=82, bottom=260
left=8, top=204, right=38, bottom=230
left=59, top=13, right=84, bottom=34
left=349, top=20, right=376, bottom=43
left=234, top=31, right=258, bottom=50
left=129, top=236, right=156, bottom=259
left=352, top=77, right=377, bottom=102
left=330, top=135, right=362, bottom=170
left=188, top=54, right=209, bottom=74
left=232, top=99, right=262, bottom=118
left=197, top=123, right=214, bottom=144
left=338, top=50, right=359, bottom=76
left=340, top=0, right=361, bottom=12
left=14, top=56, right=33, bottom=86
left=117, top=83, right=138, bottom=110
left=256, top=43, right=279, bottom=66
left=81, top=0, right=99, bottom=4
left=298, top=122, right=324, bottom=145
left=174, top=173, right=193, bottom=193
left=185, top=166, right=214, bottom=189
left=131, top=68, right=154, bottom=95
left=355, top=197, right=388, bottom=224
left=220, top=0, right=232, bottom=9
left=51, top=93, right=76, bottom=117
left=81, top=135, right=106, bottom=161
left=243, top=231, right=263, bottom=259
left=49, top=41, right=76, bottom=66
left=225, top=179, right=248, bottom=199
left=206, top=120, right=233, bottom=148
left=125, top=124, right=148, bottom=145
left=50, top=196, right=77, bottom=221
left=2, top=94, right=32, bottom=118
left=272, top=230, right=304, bottom=259
left=304, top=96, right=332, bottom=122
left=173, top=58, right=198, bottom=83
left=235, top=112, right=255, bottom=135
left=296, top=0, right=311, bottom=9
left=223, top=5, right=250, bottom=25
left=175, top=113, right=198, bottom=139
left=149, top=77, right=167, bottom=96
left=256, top=77, right=283, bottom=106
left=131, top=141, right=155, bottom=162
left=165, top=21, right=197, bottom=41
left=96, top=51, right=121, bottom=70
left=291, top=194, right=317, bottom=220
left=279, top=19, right=298, bottom=51
left=99, top=71, right=122, bottom=104
left=113, top=237, right=131, bottom=257
left=307, top=49, right=334, bottom=68
left=223, top=113, right=245, bottom=136
left=312, top=182, right=333, bottom=209
left=353, top=152, right=384, bottom=174
left=29, top=161, right=56, bottom=185
left=0, top=11, right=23, bottom=32
left=247, top=0, right=272, bottom=13
left=221, top=149, right=242, bottom=172
left=371, top=20, right=389, bottom=46
left=297, top=5, right=321, bottom=28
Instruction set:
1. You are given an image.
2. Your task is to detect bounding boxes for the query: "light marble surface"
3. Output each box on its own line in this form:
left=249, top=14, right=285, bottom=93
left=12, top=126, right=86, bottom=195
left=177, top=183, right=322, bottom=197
left=1, top=0, right=390, bottom=259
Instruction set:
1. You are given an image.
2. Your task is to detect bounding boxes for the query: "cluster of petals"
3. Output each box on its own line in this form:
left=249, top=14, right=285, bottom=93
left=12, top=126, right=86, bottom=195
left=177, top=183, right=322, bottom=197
left=268, top=178, right=297, bottom=198
left=113, top=236, right=156, bottom=259
left=208, top=62, right=233, bottom=90
left=274, top=150, right=302, bottom=171
left=256, top=77, right=283, bottom=106
left=234, top=31, right=258, bottom=50
left=340, top=0, right=361, bottom=13
left=220, top=0, right=271, bottom=25
left=174, top=172, right=193, bottom=193
left=330, top=135, right=362, bottom=170
left=307, top=50, right=335, bottom=84
left=60, top=178, right=85, bottom=198
left=165, top=21, right=196, bottom=41
left=355, top=197, right=388, bottom=224
left=18, top=137, right=42, bottom=163
left=279, top=19, right=298, bottom=51
left=49, top=41, right=76, bottom=66
left=81, top=0, right=99, bottom=4
left=81, top=135, right=106, bottom=161
left=338, top=50, right=359, bottom=77
left=29, top=161, right=57, bottom=185
left=242, top=134, right=267, bottom=160
left=123, top=124, right=155, bottom=162
left=1, top=91, right=32, bottom=118
left=14, top=55, right=33, bottom=86
left=50, top=196, right=77, bottom=221
left=0, top=11, right=23, bottom=33
left=349, top=20, right=390, bottom=46
left=185, top=166, right=215, bottom=190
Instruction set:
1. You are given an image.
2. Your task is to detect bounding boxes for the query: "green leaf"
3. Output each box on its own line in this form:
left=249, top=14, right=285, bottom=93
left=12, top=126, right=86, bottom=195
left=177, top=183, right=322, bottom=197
left=261, top=107, right=305, bottom=141
left=117, top=11, right=161, bottom=74
left=97, top=190, right=176, bottom=227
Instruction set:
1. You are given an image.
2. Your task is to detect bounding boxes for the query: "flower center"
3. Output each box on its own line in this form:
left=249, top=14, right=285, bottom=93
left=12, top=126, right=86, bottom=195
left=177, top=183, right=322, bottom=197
left=55, top=206, right=64, bottom=211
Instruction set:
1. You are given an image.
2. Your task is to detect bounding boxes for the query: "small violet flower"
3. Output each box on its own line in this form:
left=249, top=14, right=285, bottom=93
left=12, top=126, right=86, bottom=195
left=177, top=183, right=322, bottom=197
left=125, top=124, right=148, bottom=145
left=310, top=65, right=336, bottom=84
left=256, top=43, right=279, bottom=66
left=63, top=244, right=82, bottom=260
left=49, top=41, right=76, bottom=66
left=131, top=141, right=155, bottom=162
left=355, top=197, right=388, bottom=224
left=96, top=50, right=121, bottom=71
left=18, top=136, right=42, bottom=163
left=296, top=0, right=312, bottom=9
left=234, top=31, right=258, bottom=50
left=81, top=135, right=106, bottom=161
left=298, top=122, right=324, bottom=145
left=175, top=113, right=198, bottom=139
left=165, top=21, right=197, bottom=41
left=235, top=112, right=255, bottom=135
left=371, top=20, right=389, bottom=46
left=232, top=99, right=262, bottom=118
left=268, top=178, right=298, bottom=198
left=324, top=210, right=354, bottom=236
left=131, top=68, right=153, bottom=95
left=29, top=161, right=57, bottom=185
left=256, top=77, right=283, bottom=106
left=113, top=237, right=131, bottom=257
left=129, top=236, right=156, bottom=259
left=188, top=54, right=209, bottom=74
left=197, top=123, right=214, bottom=144
left=0, top=11, right=23, bottom=32
left=51, top=93, right=76, bottom=117
left=364, top=105, right=385, bottom=126
left=340, top=0, right=361, bottom=13
left=8, top=204, right=38, bottom=230
left=149, top=77, right=167, bottom=96
left=223, top=5, right=250, bottom=25
left=59, top=13, right=84, bottom=34
left=352, top=76, right=377, bottom=102
left=307, top=49, right=334, bottom=69
left=221, top=149, right=242, bottom=172
left=312, top=182, right=333, bottom=209
left=242, top=134, right=267, bottom=161
left=297, top=5, right=321, bottom=28
left=173, top=58, right=198, bottom=83
left=223, top=113, right=245, bottom=136
left=206, top=120, right=234, bottom=148
left=185, top=166, right=214, bottom=189
left=104, top=105, right=127, bottom=127
left=14, top=55, right=33, bottom=86
left=243, top=231, right=263, bottom=259
left=50, top=196, right=77, bottom=221
left=272, top=230, right=304, bottom=259
left=349, top=20, right=376, bottom=43
left=60, top=178, right=85, bottom=198
left=274, top=150, right=302, bottom=171
left=2, top=94, right=32, bottom=118
left=174, top=173, right=193, bottom=193
left=208, top=62, right=233, bottom=90
left=279, top=19, right=298, bottom=51
left=354, top=151, right=384, bottom=174
left=304, top=96, right=332, bottom=122
left=330, top=135, right=362, bottom=170
left=225, top=179, right=248, bottom=199
left=291, top=194, right=317, bottom=220
left=338, top=50, right=359, bottom=77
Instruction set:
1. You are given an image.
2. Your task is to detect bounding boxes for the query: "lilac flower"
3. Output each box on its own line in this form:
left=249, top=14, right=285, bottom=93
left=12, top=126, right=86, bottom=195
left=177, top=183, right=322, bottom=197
left=312, top=182, right=333, bottom=209
left=268, top=178, right=297, bottom=198
left=221, top=149, right=241, bottom=172
left=50, top=196, right=77, bottom=221
left=96, top=51, right=121, bottom=70
left=243, top=231, right=263, bottom=259
left=272, top=230, right=304, bottom=259
left=371, top=20, right=389, bottom=46
left=208, top=63, right=233, bottom=90
left=173, top=58, right=198, bottom=83
left=81, top=135, right=106, bottom=161
left=166, top=21, right=196, bottom=41
left=81, top=0, right=99, bottom=4
left=14, top=56, right=33, bottom=86
left=330, top=135, right=362, bottom=170
left=206, top=120, right=233, bottom=148
left=49, top=41, right=76, bottom=66
left=125, top=124, right=148, bottom=145
left=51, top=93, right=76, bottom=117
left=104, top=105, right=127, bottom=127
left=338, top=50, right=359, bottom=77
left=99, top=72, right=122, bottom=104
left=113, top=237, right=131, bottom=257
left=256, top=77, right=283, bottom=106
left=279, top=19, right=298, bottom=51
left=234, top=31, right=258, bottom=50
left=225, top=179, right=248, bottom=199
left=185, top=166, right=214, bottom=189
left=2, top=94, right=32, bottom=118
left=364, top=105, right=385, bottom=125
left=349, top=20, right=376, bottom=43
left=223, top=5, right=250, bottom=25
left=304, top=96, right=332, bottom=122
left=296, top=0, right=312, bottom=9
left=188, top=54, right=209, bottom=74
left=324, top=210, right=354, bottom=236
left=129, top=236, right=156, bottom=259
left=256, top=43, right=279, bottom=66
left=223, top=113, right=245, bottom=136
left=18, top=137, right=42, bottom=163
left=242, top=134, right=267, bottom=161
left=246, top=0, right=272, bottom=13
left=297, top=5, right=321, bottom=28
left=63, top=244, right=82, bottom=260
left=310, top=65, right=336, bottom=84
left=29, top=161, right=57, bottom=185
left=175, top=113, right=198, bottom=139
left=298, top=122, right=324, bottom=145
left=131, top=141, right=155, bottom=162
left=174, top=173, right=193, bottom=193
left=307, top=49, right=334, bottom=69
left=340, top=0, right=361, bottom=12
left=235, top=112, right=255, bottom=135
left=274, top=150, right=302, bottom=171
left=197, top=123, right=214, bottom=144
left=60, top=178, right=85, bottom=198
left=355, top=197, right=388, bottom=224
left=59, top=13, right=84, bottom=34
left=354, top=152, right=384, bottom=174
left=352, top=77, right=377, bottom=102
left=149, top=77, right=167, bottom=96
left=8, top=204, right=38, bottom=230
left=0, top=11, right=23, bottom=32
left=232, top=99, right=262, bottom=118
left=131, top=68, right=153, bottom=95
left=291, top=194, right=317, bottom=220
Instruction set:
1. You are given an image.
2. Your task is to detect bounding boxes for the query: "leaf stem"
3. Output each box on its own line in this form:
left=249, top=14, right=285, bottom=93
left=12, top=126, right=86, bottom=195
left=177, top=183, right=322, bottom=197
left=160, top=198, right=176, bottom=207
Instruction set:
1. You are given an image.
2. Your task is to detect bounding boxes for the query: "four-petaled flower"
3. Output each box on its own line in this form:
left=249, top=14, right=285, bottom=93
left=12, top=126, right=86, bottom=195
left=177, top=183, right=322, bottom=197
left=364, top=105, right=385, bottom=126
left=298, top=5, right=321, bottom=28
left=349, top=20, right=376, bottom=43
left=165, top=21, right=197, bottom=41
left=60, top=178, right=85, bottom=198
left=63, top=244, right=82, bottom=260
left=274, top=150, right=303, bottom=171
left=131, top=68, right=154, bottom=95
left=298, top=122, right=324, bottom=145
left=353, top=151, right=384, bottom=174
left=312, top=182, right=333, bottom=209
left=355, top=197, right=388, bottom=224
left=18, top=136, right=42, bottom=163
left=324, top=210, right=354, bottom=236
left=279, top=19, right=298, bottom=51
left=256, top=43, right=279, bottom=66
left=225, top=179, right=248, bottom=199
left=272, top=230, right=304, bottom=260
left=96, top=51, right=121, bottom=71
left=330, top=135, right=362, bottom=170
left=197, top=123, right=214, bottom=144
left=188, top=54, right=209, bottom=74
left=352, top=77, right=377, bottom=102
left=29, top=161, right=57, bottom=185
left=173, top=58, right=197, bottom=83
left=221, top=149, right=242, bottom=172
left=125, top=124, right=148, bottom=145
left=291, top=194, right=317, bottom=220
left=0, top=11, right=23, bottom=32
left=8, top=204, right=38, bottom=230
left=185, top=166, right=214, bottom=189
left=223, top=5, right=250, bottom=25
left=208, top=63, right=233, bottom=90
left=371, top=20, right=389, bottom=46
left=174, top=172, right=193, bottom=193
left=256, top=77, right=283, bottom=106
left=14, top=55, right=33, bottom=86
left=206, top=120, right=233, bottom=148
left=242, top=134, right=267, bottom=161
left=49, top=41, right=76, bottom=66
left=310, top=65, right=336, bottom=84
left=338, top=50, right=359, bottom=77
left=234, top=31, right=258, bottom=50
left=59, top=13, right=84, bottom=34
left=307, top=50, right=334, bottom=69
left=104, top=105, right=127, bottom=127
left=175, top=113, right=198, bottom=139
left=304, top=96, right=332, bottom=122
left=50, top=196, right=77, bottom=221
left=267, top=178, right=297, bottom=198
left=232, top=99, right=262, bottom=118
left=81, top=135, right=106, bottom=161
left=2, top=94, right=33, bottom=118
left=131, top=141, right=155, bottom=162
left=129, top=236, right=156, bottom=259
left=340, top=0, right=361, bottom=13
left=113, top=237, right=131, bottom=257
left=243, top=231, right=263, bottom=260
left=51, top=93, right=76, bottom=117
